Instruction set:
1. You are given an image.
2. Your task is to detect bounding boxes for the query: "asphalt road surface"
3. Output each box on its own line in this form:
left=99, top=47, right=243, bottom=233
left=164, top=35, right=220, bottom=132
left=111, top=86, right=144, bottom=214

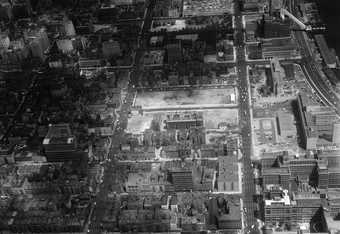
left=88, top=0, right=156, bottom=232
left=234, top=1, right=259, bottom=234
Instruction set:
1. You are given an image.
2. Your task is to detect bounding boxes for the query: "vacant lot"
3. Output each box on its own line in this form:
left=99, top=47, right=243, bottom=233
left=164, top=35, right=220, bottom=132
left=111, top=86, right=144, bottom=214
left=135, top=88, right=237, bottom=110
left=203, top=109, right=238, bottom=129
left=126, top=113, right=154, bottom=134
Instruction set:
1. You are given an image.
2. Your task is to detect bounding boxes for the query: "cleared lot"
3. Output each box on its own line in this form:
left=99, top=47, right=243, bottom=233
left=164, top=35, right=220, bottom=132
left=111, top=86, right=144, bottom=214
left=134, top=88, right=237, bottom=110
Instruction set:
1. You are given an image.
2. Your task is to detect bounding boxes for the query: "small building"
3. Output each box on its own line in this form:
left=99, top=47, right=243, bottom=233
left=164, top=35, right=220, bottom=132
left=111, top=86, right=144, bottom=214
left=217, top=155, right=239, bottom=192
left=277, top=112, right=296, bottom=139
left=270, top=58, right=285, bottom=96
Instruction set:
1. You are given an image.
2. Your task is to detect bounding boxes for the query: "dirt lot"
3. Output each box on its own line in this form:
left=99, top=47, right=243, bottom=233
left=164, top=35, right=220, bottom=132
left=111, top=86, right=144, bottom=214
left=134, top=88, right=237, bottom=110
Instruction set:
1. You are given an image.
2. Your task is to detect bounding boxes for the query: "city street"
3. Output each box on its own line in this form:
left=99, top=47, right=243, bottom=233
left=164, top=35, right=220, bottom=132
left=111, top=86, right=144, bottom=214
left=89, top=0, right=276, bottom=232
left=234, top=1, right=259, bottom=234
left=88, top=0, right=156, bottom=232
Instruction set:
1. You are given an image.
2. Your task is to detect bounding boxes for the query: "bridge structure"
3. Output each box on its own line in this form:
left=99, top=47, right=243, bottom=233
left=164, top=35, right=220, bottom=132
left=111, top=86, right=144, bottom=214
left=280, top=8, right=326, bottom=31
left=280, top=8, right=312, bottom=31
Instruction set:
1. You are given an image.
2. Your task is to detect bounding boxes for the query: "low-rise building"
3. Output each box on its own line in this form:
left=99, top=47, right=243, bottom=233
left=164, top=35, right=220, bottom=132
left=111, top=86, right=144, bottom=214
left=165, top=112, right=203, bottom=130
left=182, top=0, right=233, bottom=16
left=277, top=111, right=296, bottom=139
left=125, top=171, right=165, bottom=193
left=217, top=155, right=239, bottom=192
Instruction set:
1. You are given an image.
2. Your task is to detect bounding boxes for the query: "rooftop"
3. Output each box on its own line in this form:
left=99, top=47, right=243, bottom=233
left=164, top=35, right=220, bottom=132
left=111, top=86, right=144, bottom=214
left=262, top=167, right=290, bottom=175
left=265, top=189, right=291, bottom=206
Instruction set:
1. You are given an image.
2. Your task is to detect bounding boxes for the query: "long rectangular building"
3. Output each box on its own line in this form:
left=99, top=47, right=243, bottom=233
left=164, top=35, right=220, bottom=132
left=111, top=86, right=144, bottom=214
left=315, top=34, right=336, bottom=68
left=262, top=38, right=299, bottom=60
left=297, top=94, right=339, bottom=149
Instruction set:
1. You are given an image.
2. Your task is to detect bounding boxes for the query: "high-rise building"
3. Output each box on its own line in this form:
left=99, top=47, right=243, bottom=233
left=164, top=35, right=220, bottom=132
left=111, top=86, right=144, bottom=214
left=288, top=158, right=318, bottom=182
left=317, top=161, right=329, bottom=189
left=264, top=188, right=296, bottom=226
left=25, top=28, right=50, bottom=61
left=0, top=33, right=10, bottom=51
left=169, top=169, right=193, bottom=191
left=43, top=124, right=80, bottom=162
left=318, top=150, right=340, bottom=169
left=166, top=42, right=182, bottom=64
left=260, top=151, right=286, bottom=168
left=297, top=94, right=339, bottom=149
left=314, top=111, right=338, bottom=137
left=317, top=150, right=340, bottom=189
left=56, top=39, right=74, bottom=54
left=333, top=122, right=340, bottom=145
left=327, top=189, right=340, bottom=218
left=264, top=185, right=325, bottom=227
left=102, top=40, right=121, bottom=58
left=270, top=0, right=284, bottom=14
left=0, top=0, right=12, bottom=21
left=12, top=0, right=32, bottom=18
left=262, top=20, right=290, bottom=39
left=328, top=168, right=340, bottom=189
left=270, top=57, right=284, bottom=96
left=315, top=34, right=337, bottom=68
left=293, top=190, right=324, bottom=223
left=262, top=167, right=290, bottom=189
left=217, top=201, right=242, bottom=230
left=63, top=20, right=76, bottom=37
